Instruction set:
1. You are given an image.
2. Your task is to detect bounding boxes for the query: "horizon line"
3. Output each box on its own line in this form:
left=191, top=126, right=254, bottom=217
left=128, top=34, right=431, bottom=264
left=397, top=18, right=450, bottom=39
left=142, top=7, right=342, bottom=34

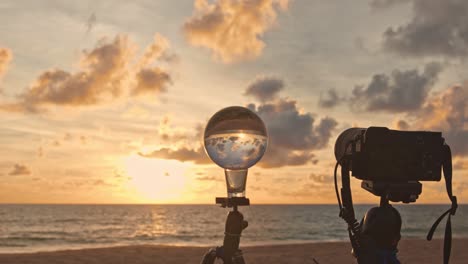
left=0, top=203, right=464, bottom=206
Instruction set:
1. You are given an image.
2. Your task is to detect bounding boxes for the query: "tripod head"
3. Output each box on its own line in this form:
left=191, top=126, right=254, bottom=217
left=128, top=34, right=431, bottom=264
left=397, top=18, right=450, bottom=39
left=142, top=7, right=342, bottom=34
left=361, top=181, right=422, bottom=204
left=216, top=197, right=250, bottom=208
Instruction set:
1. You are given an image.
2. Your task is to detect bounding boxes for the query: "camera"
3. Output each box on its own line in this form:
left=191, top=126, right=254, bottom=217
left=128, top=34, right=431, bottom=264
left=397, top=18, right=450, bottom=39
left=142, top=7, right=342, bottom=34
left=334, top=127, right=445, bottom=203
left=333, top=126, right=457, bottom=263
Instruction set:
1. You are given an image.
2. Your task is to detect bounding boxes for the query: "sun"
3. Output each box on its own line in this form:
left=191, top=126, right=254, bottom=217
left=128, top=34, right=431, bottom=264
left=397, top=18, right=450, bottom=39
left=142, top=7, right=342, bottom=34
left=122, top=155, right=189, bottom=203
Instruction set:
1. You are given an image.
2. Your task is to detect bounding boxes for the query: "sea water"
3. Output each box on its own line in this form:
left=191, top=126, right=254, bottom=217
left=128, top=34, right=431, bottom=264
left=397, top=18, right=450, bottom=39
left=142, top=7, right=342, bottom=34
left=0, top=204, right=467, bottom=253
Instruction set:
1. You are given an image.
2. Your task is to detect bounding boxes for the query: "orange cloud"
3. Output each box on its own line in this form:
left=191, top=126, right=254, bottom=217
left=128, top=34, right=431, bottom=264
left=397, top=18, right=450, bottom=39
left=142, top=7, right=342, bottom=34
left=414, top=83, right=467, bottom=156
left=24, top=35, right=132, bottom=108
left=133, top=34, right=175, bottom=95
left=417, top=84, right=466, bottom=131
left=139, top=147, right=210, bottom=164
left=138, top=34, right=174, bottom=67
left=1, top=34, right=174, bottom=112
left=309, top=173, right=331, bottom=184
left=157, top=116, right=194, bottom=142
left=392, top=119, right=409, bottom=130
left=183, top=0, right=289, bottom=63
left=453, top=158, right=468, bottom=170
left=133, top=68, right=171, bottom=96
left=8, top=163, right=31, bottom=176
left=0, top=47, right=12, bottom=82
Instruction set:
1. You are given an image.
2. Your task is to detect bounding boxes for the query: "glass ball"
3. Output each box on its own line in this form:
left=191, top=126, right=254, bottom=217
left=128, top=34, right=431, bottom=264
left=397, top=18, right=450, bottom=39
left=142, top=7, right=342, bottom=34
left=204, top=106, right=268, bottom=170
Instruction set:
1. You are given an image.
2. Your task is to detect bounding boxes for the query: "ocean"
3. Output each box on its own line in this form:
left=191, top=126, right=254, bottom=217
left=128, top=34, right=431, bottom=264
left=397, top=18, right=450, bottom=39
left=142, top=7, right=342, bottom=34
left=0, top=204, right=466, bottom=253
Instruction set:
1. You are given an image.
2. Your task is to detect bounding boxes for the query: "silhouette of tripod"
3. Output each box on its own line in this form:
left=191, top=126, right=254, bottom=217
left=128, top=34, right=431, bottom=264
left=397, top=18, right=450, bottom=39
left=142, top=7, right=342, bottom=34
left=200, top=197, right=249, bottom=264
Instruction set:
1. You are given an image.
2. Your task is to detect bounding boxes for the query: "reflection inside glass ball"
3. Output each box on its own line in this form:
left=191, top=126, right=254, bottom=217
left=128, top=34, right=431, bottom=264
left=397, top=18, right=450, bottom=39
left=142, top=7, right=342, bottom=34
left=204, top=130, right=267, bottom=170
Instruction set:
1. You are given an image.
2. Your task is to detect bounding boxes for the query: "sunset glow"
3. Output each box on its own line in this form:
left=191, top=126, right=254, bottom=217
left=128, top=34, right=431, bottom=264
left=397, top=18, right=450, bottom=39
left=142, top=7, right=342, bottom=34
left=123, top=155, right=189, bottom=202
left=0, top=0, right=466, bottom=205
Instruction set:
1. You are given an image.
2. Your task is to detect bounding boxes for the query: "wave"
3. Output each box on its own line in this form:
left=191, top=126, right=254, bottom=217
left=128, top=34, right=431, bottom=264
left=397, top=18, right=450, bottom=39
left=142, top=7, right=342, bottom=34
left=0, top=204, right=466, bottom=253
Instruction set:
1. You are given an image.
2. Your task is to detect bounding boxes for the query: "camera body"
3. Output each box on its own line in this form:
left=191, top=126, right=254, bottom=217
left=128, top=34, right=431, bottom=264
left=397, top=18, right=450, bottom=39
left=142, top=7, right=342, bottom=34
left=335, top=127, right=445, bottom=202
left=334, top=127, right=457, bottom=262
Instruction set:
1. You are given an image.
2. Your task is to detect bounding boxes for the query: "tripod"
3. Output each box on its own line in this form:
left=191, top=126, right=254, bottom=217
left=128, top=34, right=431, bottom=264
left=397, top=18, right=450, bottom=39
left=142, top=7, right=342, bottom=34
left=352, top=195, right=402, bottom=264
left=366, top=195, right=402, bottom=248
left=336, top=158, right=403, bottom=263
left=201, top=197, right=250, bottom=264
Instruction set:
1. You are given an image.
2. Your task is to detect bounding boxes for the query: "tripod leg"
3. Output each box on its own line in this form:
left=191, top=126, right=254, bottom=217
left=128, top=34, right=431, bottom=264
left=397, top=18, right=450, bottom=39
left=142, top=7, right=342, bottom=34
left=232, top=249, right=246, bottom=264
left=200, top=248, right=217, bottom=264
left=223, top=210, right=247, bottom=263
left=201, top=208, right=248, bottom=264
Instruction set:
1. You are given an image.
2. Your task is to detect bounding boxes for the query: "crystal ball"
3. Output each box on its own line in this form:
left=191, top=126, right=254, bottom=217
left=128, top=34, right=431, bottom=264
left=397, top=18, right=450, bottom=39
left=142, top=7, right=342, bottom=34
left=204, top=106, right=268, bottom=170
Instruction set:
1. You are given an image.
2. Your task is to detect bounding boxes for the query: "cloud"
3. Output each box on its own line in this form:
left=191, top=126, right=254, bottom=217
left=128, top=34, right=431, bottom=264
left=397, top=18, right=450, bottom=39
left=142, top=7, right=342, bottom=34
left=133, top=68, right=171, bottom=96
left=141, top=78, right=337, bottom=168
left=454, top=182, right=468, bottom=195
left=244, top=76, right=284, bottom=102
left=309, top=173, right=331, bottom=184
left=259, top=146, right=315, bottom=168
left=0, top=47, right=12, bottom=82
left=64, top=132, right=73, bottom=141
left=370, top=0, right=409, bottom=9
left=138, top=34, right=174, bottom=67
left=140, top=100, right=338, bottom=168
left=139, top=147, right=210, bottom=164
left=85, top=13, right=97, bottom=34
left=196, top=175, right=223, bottom=181
left=381, top=0, right=468, bottom=58
left=1, top=34, right=174, bottom=112
left=63, top=178, right=117, bottom=189
left=183, top=0, right=289, bottom=63
left=157, top=116, right=200, bottom=143
left=138, top=120, right=205, bottom=163
left=93, top=179, right=116, bottom=187
left=453, top=159, right=468, bottom=170
left=250, top=99, right=337, bottom=149
left=37, top=146, right=44, bottom=157
left=350, top=63, right=442, bottom=112
left=414, top=83, right=467, bottom=156
left=8, top=164, right=31, bottom=176
left=248, top=98, right=338, bottom=167
left=318, top=88, right=341, bottom=108
left=393, top=119, right=410, bottom=130
left=132, top=34, right=174, bottom=96
left=23, top=35, right=131, bottom=109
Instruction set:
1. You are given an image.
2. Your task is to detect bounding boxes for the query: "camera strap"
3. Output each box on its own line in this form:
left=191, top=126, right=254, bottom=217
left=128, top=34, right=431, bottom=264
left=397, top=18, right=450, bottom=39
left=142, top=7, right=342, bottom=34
left=426, top=144, right=458, bottom=264
left=334, top=139, right=362, bottom=258
left=336, top=158, right=362, bottom=257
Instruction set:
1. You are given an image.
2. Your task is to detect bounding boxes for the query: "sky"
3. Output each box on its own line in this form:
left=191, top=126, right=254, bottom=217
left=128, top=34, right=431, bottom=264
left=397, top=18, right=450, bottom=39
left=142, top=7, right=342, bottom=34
left=0, top=0, right=467, bottom=204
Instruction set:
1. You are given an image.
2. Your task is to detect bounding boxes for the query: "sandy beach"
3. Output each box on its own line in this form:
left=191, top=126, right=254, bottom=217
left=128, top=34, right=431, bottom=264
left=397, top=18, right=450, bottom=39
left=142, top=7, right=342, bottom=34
left=0, top=238, right=466, bottom=264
